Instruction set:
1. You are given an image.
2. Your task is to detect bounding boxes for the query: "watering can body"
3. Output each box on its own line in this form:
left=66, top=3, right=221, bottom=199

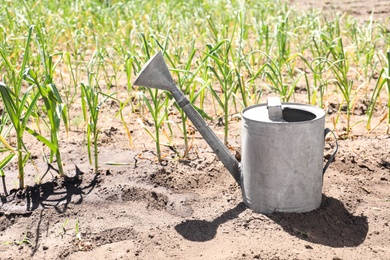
left=241, top=103, right=334, bottom=213
left=134, top=51, right=337, bottom=214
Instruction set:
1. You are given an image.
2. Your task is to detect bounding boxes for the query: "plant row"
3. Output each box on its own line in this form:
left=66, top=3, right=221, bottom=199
left=0, top=0, right=389, bottom=191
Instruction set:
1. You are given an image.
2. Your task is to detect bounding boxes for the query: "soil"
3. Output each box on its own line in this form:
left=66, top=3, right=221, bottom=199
left=1, top=1, right=390, bottom=260
left=290, top=0, right=390, bottom=22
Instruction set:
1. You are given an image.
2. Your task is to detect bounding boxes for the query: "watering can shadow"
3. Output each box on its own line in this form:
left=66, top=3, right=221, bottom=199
left=134, top=51, right=338, bottom=214
left=175, top=203, right=246, bottom=242
left=268, top=195, right=368, bottom=247
left=175, top=196, right=368, bottom=247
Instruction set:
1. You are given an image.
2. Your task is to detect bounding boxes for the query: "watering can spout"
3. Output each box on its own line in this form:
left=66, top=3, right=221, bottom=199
left=133, top=51, right=175, bottom=91
left=133, top=51, right=241, bottom=184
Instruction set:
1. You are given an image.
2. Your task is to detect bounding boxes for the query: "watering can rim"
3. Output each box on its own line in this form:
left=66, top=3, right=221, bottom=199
left=242, top=102, right=326, bottom=124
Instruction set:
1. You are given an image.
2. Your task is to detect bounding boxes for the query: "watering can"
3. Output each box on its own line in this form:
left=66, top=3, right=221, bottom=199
left=134, top=51, right=338, bottom=214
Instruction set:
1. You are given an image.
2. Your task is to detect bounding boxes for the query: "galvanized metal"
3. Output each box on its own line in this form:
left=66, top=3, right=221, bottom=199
left=267, top=97, right=285, bottom=122
left=133, top=51, right=241, bottom=184
left=241, top=103, right=326, bottom=213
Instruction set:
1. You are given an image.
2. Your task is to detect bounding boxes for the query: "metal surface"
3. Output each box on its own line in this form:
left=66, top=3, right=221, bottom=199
left=133, top=51, right=241, bottom=184
left=241, top=103, right=327, bottom=213
left=267, top=97, right=285, bottom=122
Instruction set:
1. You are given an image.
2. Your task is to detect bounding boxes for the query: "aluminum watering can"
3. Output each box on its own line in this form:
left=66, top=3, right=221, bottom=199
left=134, top=51, right=338, bottom=214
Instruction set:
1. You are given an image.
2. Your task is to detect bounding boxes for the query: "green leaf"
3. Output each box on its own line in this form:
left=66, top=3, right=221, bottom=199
left=21, top=90, right=40, bottom=127
left=286, top=71, right=304, bottom=102
left=81, top=83, right=88, bottom=122
left=0, top=134, right=15, bottom=154
left=22, top=152, right=30, bottom=168
left=61, top=104, right=69, bottom=135
left=23, top=68, right=39, bottom=86
left=0, top=153, right=15, bottom=169
left=0, top=83, right=18, bottom=127
left=87, top=124, right=92, bottom=165
left=25, top=126, right=58, bottom=153
left=207, top=65, right=224, bottom=88
left=137, top=118, right=157, bottom=142
left=141, top=93, right=156, bottom=121
left=48, top=83, right=63, bottom=103
left=207, top=85, right=224, bottom=108
left=17, top=26, right=33, bottom=92
left=194, top=105, right=212, bottom=120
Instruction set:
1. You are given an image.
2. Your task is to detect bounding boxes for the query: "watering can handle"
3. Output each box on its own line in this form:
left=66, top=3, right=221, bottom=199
left=323, top=128, right=338, bottom=175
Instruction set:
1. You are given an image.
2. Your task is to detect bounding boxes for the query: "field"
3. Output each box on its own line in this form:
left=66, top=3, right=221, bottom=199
left=0, top=0, right=389, bottom=259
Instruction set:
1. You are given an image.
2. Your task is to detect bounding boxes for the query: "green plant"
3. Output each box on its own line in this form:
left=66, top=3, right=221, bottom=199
left=81, top=83, right=114, bottom=173
left=23, top=26, right=68, bottom=176
left=14, top=231, right=32, bottom=246
left=157, top=38, right=212, bottom=157
left=308, top=26, right=333, bottom=108
left=0, top=27, right=40, bottom=189
left=0, top=112, right=15, bottom=195
left=60, top=51, right=81, bottom=129
left=205, top=40, right=239, bottom=145
left=24, top=66, right=68, bottom=176
left=58, top=219, right=69, bottom=238
left=139, top=89, right=171, bottom=162
left=116, top=99, right=133, bottom=148
left=367, top=51, right=390, bottom=133
left=0, top=153, right=15, bottom=196
left=274, top=12, right=291, bottom=69
left=345, top=15, right=377, bottom=79
left=75, top=219, right=81, bottom=241
left=260, top=53, right=305, bottom=102
left=320, top=16, right=365, bottom=135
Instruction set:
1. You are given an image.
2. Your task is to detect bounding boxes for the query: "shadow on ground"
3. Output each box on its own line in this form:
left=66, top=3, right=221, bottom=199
left=268, top=195, right=368, bottom=248
left=0, top=165, right=99, bottom=213
left=175, top=195, right=368, bottom=248
left=175, top=202, right=246, bottom=242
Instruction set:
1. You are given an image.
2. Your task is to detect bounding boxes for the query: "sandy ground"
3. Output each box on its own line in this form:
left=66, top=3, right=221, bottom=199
left=290, top=0, right=390, bottom=22
left=0, top=1, right=389, bottom=259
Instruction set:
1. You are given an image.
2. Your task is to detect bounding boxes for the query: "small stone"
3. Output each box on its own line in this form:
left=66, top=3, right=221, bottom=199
left=43, top=245, right=49, bottom=250
left=305, top=245, right=313, bottom=249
